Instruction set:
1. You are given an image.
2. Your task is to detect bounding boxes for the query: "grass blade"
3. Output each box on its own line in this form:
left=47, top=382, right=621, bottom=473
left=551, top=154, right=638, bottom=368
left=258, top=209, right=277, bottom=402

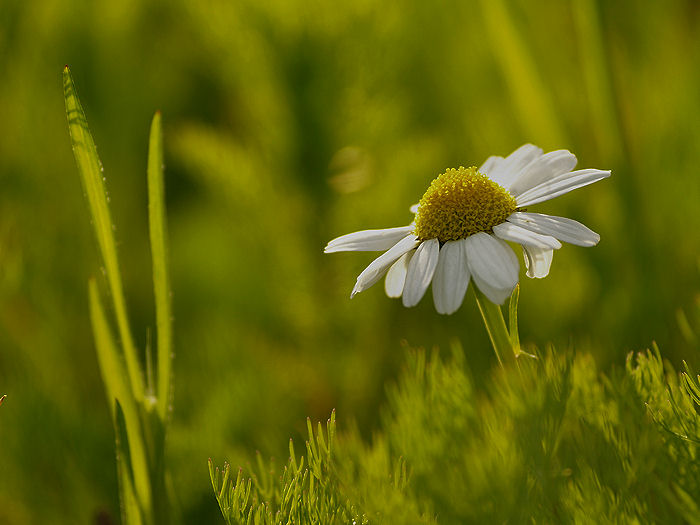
left=89, top=278, right=131, bottom=418
left=63, top=66, right=143, bottom=401
left=115, top=401, right=146, bottom=525
left=147, top=111, right=173, bottom=421
left=89, top=279, right=153, bottom=521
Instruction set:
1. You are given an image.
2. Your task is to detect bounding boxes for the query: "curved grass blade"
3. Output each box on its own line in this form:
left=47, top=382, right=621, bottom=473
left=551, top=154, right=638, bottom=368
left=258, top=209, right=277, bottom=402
left=63, top=66, right=143, bottom=401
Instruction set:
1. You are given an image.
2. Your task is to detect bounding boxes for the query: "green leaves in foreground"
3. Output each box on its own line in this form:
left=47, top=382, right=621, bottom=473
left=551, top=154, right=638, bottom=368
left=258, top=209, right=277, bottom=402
left=213, top=343, right=700, bottom=524
left=64, top=66, right=174, bottom=525
left=210, top=411, right=367, bottom=525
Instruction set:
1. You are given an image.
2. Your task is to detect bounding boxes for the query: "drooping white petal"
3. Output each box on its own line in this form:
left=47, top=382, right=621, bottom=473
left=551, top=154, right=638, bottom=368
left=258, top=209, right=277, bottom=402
left=409, top=203, right=419, bottom=214
left=464, top=232, right=519, bottom=304
left=522, top=245, right=554, bottom=278
left=325, top=225, right=414, bottom=253
left=384, top=251, right=414, bottom=298
left=485, top=144, right=543, bottom=189
left=479, top=155, right=504, bottom=176
left=515, top=169, right=611, bottom=207
left=492, top=222, right=562, bottom=249
left=506, top=149, right=577, bottom=196
left=352, top=235, right=419, bottom=297
left=507, top=212, right=600, bottom=246
left=402, top=238, right=440, bottom=307
left=432, top=239, right=470, bottom=315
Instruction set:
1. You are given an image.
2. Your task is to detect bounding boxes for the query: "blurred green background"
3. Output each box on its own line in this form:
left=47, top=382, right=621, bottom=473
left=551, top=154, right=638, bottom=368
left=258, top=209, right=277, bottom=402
left=1, top=0, right=699, bottom=522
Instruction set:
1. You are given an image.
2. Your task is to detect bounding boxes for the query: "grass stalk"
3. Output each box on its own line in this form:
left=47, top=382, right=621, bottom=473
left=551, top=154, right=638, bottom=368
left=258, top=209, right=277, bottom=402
left=63, top=66, right=144, bottom=401
left=147, top=111, right=173, bottom=421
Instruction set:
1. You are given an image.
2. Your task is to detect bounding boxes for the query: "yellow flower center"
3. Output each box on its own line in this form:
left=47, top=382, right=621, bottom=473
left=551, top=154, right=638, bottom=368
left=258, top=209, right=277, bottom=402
left=413, top=166, right=517, bottom=242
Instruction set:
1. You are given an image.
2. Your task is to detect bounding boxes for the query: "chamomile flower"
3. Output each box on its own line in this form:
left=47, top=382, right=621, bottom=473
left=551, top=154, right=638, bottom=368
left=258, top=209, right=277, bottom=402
left=325, top=144, right=610, bottom=314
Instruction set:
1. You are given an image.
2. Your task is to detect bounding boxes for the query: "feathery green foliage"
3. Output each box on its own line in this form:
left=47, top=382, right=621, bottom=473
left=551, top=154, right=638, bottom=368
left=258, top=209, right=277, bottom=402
left=210, top=411, right=367, bottom=525
left=213, top=342, right=700, bottom=524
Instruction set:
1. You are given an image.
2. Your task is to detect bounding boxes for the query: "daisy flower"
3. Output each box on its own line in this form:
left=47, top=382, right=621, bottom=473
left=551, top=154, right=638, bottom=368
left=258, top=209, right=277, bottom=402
left=325, top=144, right=610, bottom=314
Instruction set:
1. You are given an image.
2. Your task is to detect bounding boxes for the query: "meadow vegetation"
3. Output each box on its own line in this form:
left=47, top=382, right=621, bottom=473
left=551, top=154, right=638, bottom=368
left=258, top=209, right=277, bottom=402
left=0, top=0, right=699, bottom=522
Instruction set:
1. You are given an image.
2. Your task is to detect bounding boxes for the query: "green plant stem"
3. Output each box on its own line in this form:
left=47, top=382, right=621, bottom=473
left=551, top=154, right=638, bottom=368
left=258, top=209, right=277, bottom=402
left=472, top=286, right=516, bottom=368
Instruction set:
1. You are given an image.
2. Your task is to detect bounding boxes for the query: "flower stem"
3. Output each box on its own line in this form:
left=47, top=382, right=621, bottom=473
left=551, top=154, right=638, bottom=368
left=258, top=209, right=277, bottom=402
left=472, top=286, right=516, bottom=368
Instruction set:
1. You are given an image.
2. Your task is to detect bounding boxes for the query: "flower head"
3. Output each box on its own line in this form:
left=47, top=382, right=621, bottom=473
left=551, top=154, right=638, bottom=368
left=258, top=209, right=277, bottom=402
left=325, top=144, right=610, bottom=314
left=414, top=166, right=517, bottom=242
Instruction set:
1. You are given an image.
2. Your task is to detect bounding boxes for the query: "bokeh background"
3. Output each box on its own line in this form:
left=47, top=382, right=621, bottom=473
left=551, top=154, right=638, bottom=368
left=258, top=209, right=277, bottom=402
left=1, top=0, right=699, bottom=522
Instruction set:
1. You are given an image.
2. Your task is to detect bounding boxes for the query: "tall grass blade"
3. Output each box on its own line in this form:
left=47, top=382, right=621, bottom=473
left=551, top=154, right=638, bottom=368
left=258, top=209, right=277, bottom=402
left=147, top=111, right=173, bottom=422
left=63, top=66, right=143, bottom=401
left=89, top=278, right=130, bottom=418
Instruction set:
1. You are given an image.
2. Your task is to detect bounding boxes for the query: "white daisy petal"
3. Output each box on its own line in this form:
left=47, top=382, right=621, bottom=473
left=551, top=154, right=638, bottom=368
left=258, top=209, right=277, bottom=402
left=515, top=169, right=611, bottom=207
left=492, top=222, right=562, bottom=249
left=432, top=239, right=470, bottom=315
left=464, top=232, right=519, bottom=304
left=352, top=234, right=419, bottom=297
left=522, top=245, right=554, bottom=278
left=325, top=225, right=414, bottom=253
left=402, top=238, right=440, bottom=307
left=384, top=251, right=414, bottom=298
left=409, top=203, right=419, bottom=214
left=478, top=155, right=504, bottom=176
left=507, top=212, right=600, bottom=246
left=506, top=149, right=577, bottom=196
left=486, top=144, right=543, bottom=189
